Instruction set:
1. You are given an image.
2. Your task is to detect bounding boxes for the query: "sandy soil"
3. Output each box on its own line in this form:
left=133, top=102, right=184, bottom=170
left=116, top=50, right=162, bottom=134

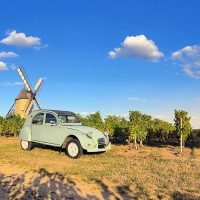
left=0, top=162, right=108, bottom=200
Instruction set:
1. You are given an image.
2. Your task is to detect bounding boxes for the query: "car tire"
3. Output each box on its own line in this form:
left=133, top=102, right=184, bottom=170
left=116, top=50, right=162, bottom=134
left=20, top=140, right=32, bottom=151
left=66, top=138, right=83, bottom=159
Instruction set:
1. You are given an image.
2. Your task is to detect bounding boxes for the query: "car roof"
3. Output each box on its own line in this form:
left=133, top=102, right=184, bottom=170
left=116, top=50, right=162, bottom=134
left=33, top=109, right=76, bottom=116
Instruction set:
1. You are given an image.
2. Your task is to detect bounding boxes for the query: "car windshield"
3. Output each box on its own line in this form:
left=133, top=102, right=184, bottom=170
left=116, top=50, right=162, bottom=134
left=58, top=115, right=80, bottom=123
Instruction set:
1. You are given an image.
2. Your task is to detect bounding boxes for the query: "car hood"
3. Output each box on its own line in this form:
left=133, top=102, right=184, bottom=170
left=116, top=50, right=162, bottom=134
left=63, top=125, right=104, bottom=138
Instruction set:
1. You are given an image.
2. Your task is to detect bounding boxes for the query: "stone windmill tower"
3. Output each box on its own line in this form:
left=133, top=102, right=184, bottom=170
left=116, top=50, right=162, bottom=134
left=6, top=67, right=43, bottom=118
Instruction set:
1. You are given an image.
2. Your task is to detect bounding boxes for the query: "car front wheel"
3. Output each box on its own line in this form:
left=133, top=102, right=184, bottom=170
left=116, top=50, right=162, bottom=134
left=66, top=138, right=83, bottom=159
left=20, top=140, right=32, bottom=151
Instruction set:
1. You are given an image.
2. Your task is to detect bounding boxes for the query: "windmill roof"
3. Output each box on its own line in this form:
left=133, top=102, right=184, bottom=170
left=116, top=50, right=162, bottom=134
left=16, top=88, right=32, bottom=100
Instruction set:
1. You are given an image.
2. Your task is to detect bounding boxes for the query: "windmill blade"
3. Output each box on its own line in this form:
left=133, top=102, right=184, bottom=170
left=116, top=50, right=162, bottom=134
left=34, top=78, right=43, bottom=93
left=17, top=67, right=32, bottom=92
left=25, top=99, right=34, bottom=116
left=6, top=102, right=16, bottom=118
left=35, top=98, right=41, bottom=110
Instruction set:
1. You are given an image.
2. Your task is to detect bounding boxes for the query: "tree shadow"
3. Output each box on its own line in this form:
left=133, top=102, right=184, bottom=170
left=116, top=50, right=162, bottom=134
left=93, top=179, right=150, bottom=200
left=173, top=191, right=200, bottom=200
left=145, top=139, right=179, bottom=148
left=1, top=171, right=199, bottom=200
left=93, top=179, right=120, bottom=200
left=116, top=185, right=133, bottom=200
left=186, top=136, right=200, bottom=149
left=0, top=168, right=98, bottom=199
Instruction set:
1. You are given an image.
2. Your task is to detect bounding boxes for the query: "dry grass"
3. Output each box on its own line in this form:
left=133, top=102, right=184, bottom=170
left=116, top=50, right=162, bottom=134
left=0, top=137, right=200, bottom=199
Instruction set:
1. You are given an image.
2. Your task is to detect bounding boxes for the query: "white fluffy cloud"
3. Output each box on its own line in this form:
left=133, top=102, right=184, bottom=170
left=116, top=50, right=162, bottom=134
left=0, top=51, right=18, bottom=58
left=0, top=61, right=8, bottom=70
left=128, top=97, right=147, bottom=102
left=108, top=35, right=164, bottom=62
left=0, top=30, right=41, bottom=47
left=172, top=45, right=200, bottom=78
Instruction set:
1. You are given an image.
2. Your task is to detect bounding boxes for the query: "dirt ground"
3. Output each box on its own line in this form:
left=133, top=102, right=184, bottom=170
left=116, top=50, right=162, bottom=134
left=0, top=163, right=105, bottom=200
left=0, top=137, right=200, bottom=200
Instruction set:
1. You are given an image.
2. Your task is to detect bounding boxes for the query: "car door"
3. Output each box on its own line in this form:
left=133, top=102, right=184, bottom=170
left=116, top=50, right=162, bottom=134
left=39, top=112, right=61, bottom=145
left=31, top=112, right=45, bottom=142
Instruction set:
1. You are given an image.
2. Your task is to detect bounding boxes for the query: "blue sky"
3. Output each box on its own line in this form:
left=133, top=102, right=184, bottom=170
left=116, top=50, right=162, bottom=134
left=1, top=0, right=200, bottom=128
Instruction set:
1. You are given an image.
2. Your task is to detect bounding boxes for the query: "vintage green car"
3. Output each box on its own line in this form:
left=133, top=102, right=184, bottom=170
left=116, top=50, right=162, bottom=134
left=19, top=110, right=111, bottom=158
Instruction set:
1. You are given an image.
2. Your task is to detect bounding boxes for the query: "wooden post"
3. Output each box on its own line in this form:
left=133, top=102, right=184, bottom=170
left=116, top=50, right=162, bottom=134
left=180, top=118, right=183, bottom=153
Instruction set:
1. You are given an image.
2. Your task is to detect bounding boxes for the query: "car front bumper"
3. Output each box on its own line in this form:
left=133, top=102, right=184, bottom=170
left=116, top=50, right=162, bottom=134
left=86, top=142, right=111, bottom=153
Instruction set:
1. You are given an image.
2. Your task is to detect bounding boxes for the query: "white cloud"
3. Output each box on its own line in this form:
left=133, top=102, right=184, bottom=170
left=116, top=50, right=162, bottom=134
left=108, top=35, right=164, bottom=62
left=0, top=61, right=8, bottom=70
left=128, top=97, right=147, bottom=102
left=78, top=111, right=95, bottom=116
left=1, top=30, right=41, bottom=47
left=190, top=115, right=200, bottom=129
left=0, top=51, right=18, bottom=58
left=34, top=44, right=49, bottom=50
left=153, top=114, right=174, bottom=124
left=0, top=81, right=23, bottom=86
left=172, top=45, right=200, bottom=78
left=153, top=114, right=166, bottom=120
left=118, top=113, right=129, bottom=120
left=9, top=64, right=17, bottom=70
left=106, top=113, right=129, bottom=120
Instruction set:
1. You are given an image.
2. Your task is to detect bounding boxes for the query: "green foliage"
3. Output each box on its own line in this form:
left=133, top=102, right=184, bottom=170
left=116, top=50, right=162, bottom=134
left=104, top=115, right=129, bottom=138
left=78, top=110, right=177, bottom=146
left=129, top=111, right=149, bottom=144
left=104, top=115, right=121, bottom=137
left=151, top=119, right=175, bottom=141
left=0, top=115, right=25, bottom=136
left=174, top=110, right=192, bottom=144
left=77, top=112, right=104, bottom=131
left=78, top=113, right=129, bottom=139
left=129, top=111, right=176, bottom=146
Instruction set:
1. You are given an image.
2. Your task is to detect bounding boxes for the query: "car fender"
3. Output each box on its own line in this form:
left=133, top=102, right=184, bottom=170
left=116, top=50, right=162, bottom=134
left=19, top=126, right=32, bottom=141
left=61, top=129, right=94, bottom=150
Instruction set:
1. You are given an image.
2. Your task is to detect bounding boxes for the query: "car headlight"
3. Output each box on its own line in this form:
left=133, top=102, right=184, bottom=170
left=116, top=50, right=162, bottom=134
left=103, top=132, right=109, bottom=137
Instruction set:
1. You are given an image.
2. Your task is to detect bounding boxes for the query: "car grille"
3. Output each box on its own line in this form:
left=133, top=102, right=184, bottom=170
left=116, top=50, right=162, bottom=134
left=98, top=138, right=105, bottom=149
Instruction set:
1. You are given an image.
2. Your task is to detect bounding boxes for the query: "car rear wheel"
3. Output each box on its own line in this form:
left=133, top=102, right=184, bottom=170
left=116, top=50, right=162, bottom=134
left=20, top=140, right=32, bottom=151
left=66, top=138, right=83, bottom=159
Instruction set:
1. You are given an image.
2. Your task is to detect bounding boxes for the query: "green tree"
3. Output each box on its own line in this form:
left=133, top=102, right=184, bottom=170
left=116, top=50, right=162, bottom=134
left=104, top=115, right=122, bottom=137
left=151, top=119, right=175, bottom=142
left=77, top=112, right=104, bottom=131
left=129, top=111, right=148, bottom=148
left=0, top=115, right=25, bottom=137
left=174, top=110, right=191, bottom=151
left=104, top=116, right=129, bottom=142
left=0, top=116, right=5, bottom=135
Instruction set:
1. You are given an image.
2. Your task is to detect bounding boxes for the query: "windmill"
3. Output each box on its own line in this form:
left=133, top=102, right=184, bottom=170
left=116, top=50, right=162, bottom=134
left=6, top=67, right=43, bottom=118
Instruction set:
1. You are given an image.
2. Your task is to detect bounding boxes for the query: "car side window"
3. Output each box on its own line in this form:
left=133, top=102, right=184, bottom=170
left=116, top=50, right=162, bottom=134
left=45, top=113, right=57, bottom=124
left=32, top=113, right=44, bottom=125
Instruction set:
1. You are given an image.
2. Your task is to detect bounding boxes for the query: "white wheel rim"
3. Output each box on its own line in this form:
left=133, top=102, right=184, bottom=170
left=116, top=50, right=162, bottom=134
left=21, top=140, right=28, bottom=150
left=68, top=142, right=79, bottom=157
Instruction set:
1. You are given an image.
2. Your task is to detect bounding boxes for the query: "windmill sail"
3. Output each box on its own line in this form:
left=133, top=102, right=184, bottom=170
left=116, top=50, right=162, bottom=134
left=6, top=67, right=44, bottom=118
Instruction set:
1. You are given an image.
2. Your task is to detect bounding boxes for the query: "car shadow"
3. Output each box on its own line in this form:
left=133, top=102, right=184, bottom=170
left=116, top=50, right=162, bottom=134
left=32, top=143, right=106, bottom=157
